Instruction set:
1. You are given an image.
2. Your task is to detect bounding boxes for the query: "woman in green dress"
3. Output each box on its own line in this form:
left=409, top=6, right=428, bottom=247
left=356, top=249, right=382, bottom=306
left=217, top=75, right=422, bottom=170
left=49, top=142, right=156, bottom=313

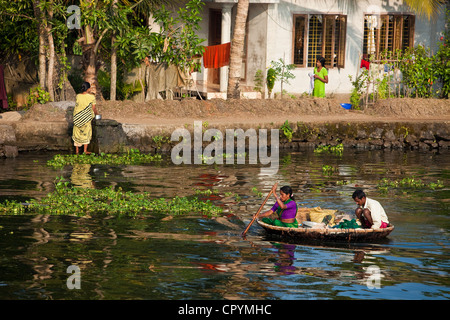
left=72, top=82, right=98, bottom=155
left=258, top=185, right=298, bottom=228
left=313, top=56, right=328, bottom=98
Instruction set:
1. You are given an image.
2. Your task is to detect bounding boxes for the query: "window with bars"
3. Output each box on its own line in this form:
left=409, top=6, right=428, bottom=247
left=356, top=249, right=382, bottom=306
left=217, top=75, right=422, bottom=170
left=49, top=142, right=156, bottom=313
left=363, top=14, right=415, bottom=58
left=293, top=14, right=347, bottom=68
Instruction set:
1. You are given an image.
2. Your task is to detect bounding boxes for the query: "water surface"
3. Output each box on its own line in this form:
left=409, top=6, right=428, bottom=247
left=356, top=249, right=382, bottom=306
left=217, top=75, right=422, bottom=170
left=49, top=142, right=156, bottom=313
left=0, top=149, right=449, bottom=300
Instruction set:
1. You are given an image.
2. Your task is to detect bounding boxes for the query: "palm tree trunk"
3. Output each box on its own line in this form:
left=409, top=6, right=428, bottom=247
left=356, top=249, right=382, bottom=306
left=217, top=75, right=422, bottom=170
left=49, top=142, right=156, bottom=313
left=110, top=0, right=118, bottom=101
left=32, top=1, right=46, bottom=90
left=45, top=2, right=55, bottom=101
left=227, top=0, right=249, bottom=99
left=82, top=24, right=104, bottom=100
left=110, top=35, right=117, bottom=101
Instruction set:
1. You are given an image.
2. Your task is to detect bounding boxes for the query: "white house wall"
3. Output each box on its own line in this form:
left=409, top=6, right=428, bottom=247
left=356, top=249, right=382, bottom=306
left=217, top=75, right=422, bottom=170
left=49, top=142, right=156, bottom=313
left=246, top=4, right=269, bottom=89
left=263, top=0, right=446, bottom=96
left=192, top=0, right=446, bottom=96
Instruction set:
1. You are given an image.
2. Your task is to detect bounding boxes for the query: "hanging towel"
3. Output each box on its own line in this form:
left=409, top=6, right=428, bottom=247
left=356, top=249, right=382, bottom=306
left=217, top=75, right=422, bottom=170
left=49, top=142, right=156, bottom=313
left=360, top=59, right=370, bottom=70
left=203, top=42, right=231, bottom=69
left=0, top=65, right=8, bottom=110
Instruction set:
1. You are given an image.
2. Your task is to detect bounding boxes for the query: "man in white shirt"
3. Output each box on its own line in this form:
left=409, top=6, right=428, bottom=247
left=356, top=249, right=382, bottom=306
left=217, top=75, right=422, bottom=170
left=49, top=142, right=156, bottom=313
left=352, top=190, right=390, bottom=229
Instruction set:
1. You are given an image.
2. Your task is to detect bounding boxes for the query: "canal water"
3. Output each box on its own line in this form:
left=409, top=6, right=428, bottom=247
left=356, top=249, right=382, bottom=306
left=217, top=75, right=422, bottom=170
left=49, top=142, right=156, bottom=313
left=0, top=148, right=448, bottom=300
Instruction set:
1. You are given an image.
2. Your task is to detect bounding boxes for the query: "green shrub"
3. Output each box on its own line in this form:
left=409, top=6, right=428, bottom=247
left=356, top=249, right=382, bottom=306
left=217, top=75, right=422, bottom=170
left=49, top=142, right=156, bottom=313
left=266, top=68, right=276, bottom=98
left=26, top=85, right=51, bottom=108
left=280, top=120, right=293, bottom=142
left=397, top=45, right=436, bottom=98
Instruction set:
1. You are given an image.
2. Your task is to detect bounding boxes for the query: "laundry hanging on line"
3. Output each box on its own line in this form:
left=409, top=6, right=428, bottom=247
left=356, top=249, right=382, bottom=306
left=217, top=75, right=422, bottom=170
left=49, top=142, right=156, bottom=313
left=203, top=42, right=231, bottom=69
left=360, top=59, right=370, bottom=70
left=360, top=59, right=394, bottom=73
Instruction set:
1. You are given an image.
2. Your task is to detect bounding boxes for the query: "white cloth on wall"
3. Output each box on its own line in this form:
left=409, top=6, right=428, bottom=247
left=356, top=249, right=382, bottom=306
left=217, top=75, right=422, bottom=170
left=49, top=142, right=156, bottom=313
left=308, top=72, right=315, bottom=94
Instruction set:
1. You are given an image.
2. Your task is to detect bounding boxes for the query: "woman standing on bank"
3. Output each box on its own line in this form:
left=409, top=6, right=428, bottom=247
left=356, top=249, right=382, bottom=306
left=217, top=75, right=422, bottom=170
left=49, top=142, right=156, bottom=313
left=313, top=56, right=328, bottom=98
left=72, top=82, right=98, bottom=155
left=258, top=185, right=298, bottom=228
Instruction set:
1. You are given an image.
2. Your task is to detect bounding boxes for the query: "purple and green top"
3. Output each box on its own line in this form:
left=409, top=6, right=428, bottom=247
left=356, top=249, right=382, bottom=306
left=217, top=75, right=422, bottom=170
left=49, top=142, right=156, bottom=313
left=271, top=199, right=297, bottom=220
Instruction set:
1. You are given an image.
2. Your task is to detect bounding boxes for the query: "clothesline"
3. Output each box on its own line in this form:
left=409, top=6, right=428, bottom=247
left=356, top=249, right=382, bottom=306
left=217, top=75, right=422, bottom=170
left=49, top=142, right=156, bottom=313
left=360, top=58, right=399, bottom=70
left=356, top=53, right=403, bottom=107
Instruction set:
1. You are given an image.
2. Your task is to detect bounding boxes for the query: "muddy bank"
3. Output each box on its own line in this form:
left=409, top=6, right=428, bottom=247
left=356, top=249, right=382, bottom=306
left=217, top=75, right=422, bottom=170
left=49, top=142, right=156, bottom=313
left=0, top=98, right=449, bottom=157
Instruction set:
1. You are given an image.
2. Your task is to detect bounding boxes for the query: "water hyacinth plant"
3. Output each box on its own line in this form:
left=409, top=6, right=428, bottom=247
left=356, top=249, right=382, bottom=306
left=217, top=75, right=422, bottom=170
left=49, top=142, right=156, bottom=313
left=47, top=149, right=162, bottom=167
left=377, top=177, right=444, bottom=193
left=322, top=165, right=338, bottom=175
left=0, top=178, right=223, bottom=217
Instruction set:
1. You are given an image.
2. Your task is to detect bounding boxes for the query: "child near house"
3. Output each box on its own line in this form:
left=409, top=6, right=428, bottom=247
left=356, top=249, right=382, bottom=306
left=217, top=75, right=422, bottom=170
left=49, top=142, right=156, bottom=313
left=312, top=56, right=328, bottom=98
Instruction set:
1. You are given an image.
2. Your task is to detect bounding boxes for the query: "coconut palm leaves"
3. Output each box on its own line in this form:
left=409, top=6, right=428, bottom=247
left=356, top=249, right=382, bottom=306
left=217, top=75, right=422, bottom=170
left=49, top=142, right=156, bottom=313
left=404, top=0, right=446, bottom=19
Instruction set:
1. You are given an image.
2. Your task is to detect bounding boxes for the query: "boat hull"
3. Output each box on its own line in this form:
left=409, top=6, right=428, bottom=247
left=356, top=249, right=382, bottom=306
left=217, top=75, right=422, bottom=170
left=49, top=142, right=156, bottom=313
left=257, top=220, right=394, bottom=242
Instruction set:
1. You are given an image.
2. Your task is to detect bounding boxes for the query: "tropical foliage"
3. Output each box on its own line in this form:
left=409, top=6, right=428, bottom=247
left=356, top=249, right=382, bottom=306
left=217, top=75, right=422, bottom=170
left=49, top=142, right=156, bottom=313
left=268, top=58, right=296, bottom=98
left=435, top=9, right=450, bottom=98
left=0, top=0, right=205, bottom=102
left=404, top=0, right=446, bottom=19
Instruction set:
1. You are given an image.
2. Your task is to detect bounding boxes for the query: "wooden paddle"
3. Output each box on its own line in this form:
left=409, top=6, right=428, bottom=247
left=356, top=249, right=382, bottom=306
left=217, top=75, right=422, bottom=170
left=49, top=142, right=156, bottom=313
left=242, top=182, right=278, bottom=237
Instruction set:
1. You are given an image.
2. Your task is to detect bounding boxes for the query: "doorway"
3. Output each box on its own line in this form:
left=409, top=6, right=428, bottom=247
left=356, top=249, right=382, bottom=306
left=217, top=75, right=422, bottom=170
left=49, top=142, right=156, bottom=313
left=208, top=9, right=221, bottom=85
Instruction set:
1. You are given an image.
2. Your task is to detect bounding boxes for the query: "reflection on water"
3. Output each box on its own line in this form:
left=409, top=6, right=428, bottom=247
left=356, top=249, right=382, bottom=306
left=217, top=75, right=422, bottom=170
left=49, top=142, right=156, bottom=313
left=0, top=149, right=449, bottom=300
left=70, top=164, right=94, bottom=189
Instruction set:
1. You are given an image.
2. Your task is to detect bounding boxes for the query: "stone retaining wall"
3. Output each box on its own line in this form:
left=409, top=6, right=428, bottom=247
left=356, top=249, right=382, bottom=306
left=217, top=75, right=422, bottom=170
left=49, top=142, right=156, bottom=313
left=1, top=119, right=449, bottom=158
left=97, top=119, right=450, bottom=154
left=0, top=124, right=18, bottom=158
left=282, top=121, right=450, bottom=151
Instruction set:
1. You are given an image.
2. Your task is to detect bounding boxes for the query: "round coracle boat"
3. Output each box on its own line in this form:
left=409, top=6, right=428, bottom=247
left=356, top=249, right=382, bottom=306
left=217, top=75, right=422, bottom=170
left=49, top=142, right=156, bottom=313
left=257, top=219, right=395, bottom=242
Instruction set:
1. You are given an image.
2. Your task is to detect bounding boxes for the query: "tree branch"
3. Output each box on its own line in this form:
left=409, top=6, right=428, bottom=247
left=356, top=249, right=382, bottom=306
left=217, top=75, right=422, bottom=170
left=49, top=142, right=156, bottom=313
left=94, top=28, right=109, bottom=54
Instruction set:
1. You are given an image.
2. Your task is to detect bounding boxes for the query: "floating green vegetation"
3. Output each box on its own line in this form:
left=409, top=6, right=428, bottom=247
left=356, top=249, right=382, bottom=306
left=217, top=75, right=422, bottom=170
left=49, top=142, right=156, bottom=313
left=0, top=179, right=223, bottom=217
left=314, top=144, right=344, bottom=156
left=377, top=177, right=445, bottom=193
left=251, top=187, right=263, bottom=197
left=194, top=188, right=219, bottom=196
left=47, top=149, right=162, bottom=168
left=195, top=152, right=247, bottom=164
left=322, top=165, right=338, bottom=175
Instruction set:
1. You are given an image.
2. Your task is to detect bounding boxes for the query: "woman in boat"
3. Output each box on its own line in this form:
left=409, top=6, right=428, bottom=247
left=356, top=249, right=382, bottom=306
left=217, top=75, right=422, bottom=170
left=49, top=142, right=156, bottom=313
left=72, top=82, right=98, bottom=155
left=258, top=185, right=298, bottom=228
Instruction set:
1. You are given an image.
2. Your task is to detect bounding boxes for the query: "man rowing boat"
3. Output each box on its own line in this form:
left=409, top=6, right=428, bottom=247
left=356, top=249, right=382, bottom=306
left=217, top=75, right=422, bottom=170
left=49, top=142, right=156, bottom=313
left=258, top=185, right=298, bottom=228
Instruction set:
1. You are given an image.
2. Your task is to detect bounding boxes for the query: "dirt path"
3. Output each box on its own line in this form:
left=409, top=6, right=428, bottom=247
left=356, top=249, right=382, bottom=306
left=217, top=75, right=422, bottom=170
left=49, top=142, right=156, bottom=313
left=96, top=97, right=450, bottom=126
left=6, top=97, right=450, bottom=127
left=107, top=111, right=449, bottom=127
